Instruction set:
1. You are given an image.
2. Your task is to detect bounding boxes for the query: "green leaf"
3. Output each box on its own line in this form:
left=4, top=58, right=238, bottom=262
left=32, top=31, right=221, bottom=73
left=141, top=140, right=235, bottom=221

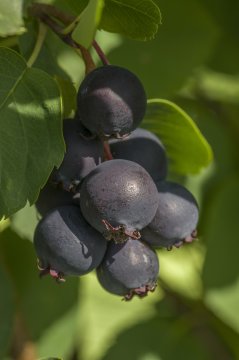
left=143, top=99, right=213, bottom=175
left=0, top=0, right=25, bottom=37
left=99, top=0, right=161, bottom=41
left=0, top=47, right=65, bottom=218
left=71, top=0, right=105, bottom=48
left=0, top=263, right=15, bottom=358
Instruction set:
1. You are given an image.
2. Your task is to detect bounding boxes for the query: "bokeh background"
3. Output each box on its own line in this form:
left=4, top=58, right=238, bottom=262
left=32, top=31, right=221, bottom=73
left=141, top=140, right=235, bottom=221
left=1, top=0, right=239, bottom=359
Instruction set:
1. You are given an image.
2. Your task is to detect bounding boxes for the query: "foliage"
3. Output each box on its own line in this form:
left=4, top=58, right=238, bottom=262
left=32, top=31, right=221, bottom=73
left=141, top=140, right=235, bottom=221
left=0, top=0, right=239, bottom=359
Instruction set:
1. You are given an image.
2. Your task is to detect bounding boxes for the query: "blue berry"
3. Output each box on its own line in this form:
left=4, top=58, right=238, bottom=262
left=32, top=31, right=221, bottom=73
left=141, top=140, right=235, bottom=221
left=51, top=119, right=103, bottom=191
left=110, top=128, right=168, bottom=181
left=80, top=159, right=159, bottom=242
left=76, top=65, right=146, bottom=138
left=34, top=206, right=107, bottom=281
left=97, top=239, right=159, bottom=300
left=141, top=181, right=199, bottom=249
left=35, top=182, right=80, bottom=217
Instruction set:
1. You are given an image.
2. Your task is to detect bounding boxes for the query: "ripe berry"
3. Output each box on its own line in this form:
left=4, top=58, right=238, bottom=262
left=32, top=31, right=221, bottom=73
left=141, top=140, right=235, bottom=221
left=97, top=239, right=159, bottom=300
left=76, top=65, right=146, bottom=138
left=141, top=181, right=199, bottom=249
left=80, top=159, right=159, bottom=242
left=35, top=182, right=80, bottom=217
left=110, top=128, right=168, bottom=181
left=51, top=119, right=103, bottom=191
left=34, top=206, right=107, bottom=281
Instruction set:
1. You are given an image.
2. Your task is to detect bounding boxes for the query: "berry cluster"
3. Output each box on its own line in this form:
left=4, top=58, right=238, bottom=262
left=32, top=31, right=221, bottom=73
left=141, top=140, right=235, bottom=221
left=34, top=65, right=199, bottom=300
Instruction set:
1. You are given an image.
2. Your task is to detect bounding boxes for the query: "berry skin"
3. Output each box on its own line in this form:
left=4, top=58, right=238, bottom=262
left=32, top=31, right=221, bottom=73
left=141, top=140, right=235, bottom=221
left=97, top=239, right=159, bottom=300
left=76, top=65, right=147, bottom=138
left=34, top=206, right=107, bottom=281
left=80, top=159, right=159, bottom=242
left=35, top=182, right=80, bottom=217
left=51, top=119, right=104, bottom=191
left=109, top=128, right=168, bottom=182
left=141, top=181, right=199, bottom=249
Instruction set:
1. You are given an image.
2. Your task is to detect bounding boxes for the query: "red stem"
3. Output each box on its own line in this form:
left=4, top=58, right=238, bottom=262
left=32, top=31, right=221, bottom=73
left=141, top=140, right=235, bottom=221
left=103, top=141, right=113, bottom=160
left=93, top=40, right=110, bottom=65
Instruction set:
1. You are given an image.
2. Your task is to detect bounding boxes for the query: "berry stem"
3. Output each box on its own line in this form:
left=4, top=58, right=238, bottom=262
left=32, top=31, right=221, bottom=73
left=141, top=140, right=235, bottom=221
left=93, top=40, right=110, bottom=65
left=29, top=3, right=75, bottom=25
left=103, top=141, right=113, bottom=160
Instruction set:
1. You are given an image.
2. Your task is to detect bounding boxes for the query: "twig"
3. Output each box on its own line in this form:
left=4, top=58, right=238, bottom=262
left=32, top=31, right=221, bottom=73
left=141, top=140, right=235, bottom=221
left=29, top=7, right=95, bottom=74
left=104, top=141, right=113, bottom=160
left=93, top=40, right=110, bottom=65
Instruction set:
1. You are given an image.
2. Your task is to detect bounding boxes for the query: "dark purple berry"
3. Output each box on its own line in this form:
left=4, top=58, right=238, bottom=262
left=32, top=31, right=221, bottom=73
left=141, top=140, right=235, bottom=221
left=35, top=182, right=80, bottom=217
left=51, top=119, right=104, bottom=191
left=97, top=239, right=159, bottom=300
left=34, top=206, right=107, bottom=281
left=141, top=181, right=199, bottom=249
left=80, top=159, right=159, bottom=242
left=110, top=128, right=168, bottom=181
left=76, top=65, right=146, bottom=138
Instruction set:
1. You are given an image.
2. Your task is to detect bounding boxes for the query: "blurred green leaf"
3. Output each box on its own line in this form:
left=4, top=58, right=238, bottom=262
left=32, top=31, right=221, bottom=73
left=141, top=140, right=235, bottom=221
left=0, top=47, right=64, bottom=218
left=99, top=0, right=161, bottom=41
left=0, top=263, right=15, bottom=358
left=202, top=176, right=239, bottom=289
left=174, top=97, right=238, bottom=227
left=143, top=99, right=213, bottom=175
left=195, top=70, right=239, bottom=104
left=207, top=35, right=239, bottom=75
left=77, top=273, right=161, bottom=360
left=10, top=203, right=38, bottom=241
left=0, top=228, right=79, bottom=341
left=72, top=0, right=104, bottom=48
left=158, top=244, right=204, bottom=299
left=37, top=308, right=77, bottom=360
left=101, top=294, right=230, bottom=360
left=205, top=280, right=239, bottom=336
left=199, top=0, right=239, bottom=74
left=108, top=0, right=219, bottom=97
left=0, top=0, right=25, bottom=37
left=55, top=76, right=77, bottom=119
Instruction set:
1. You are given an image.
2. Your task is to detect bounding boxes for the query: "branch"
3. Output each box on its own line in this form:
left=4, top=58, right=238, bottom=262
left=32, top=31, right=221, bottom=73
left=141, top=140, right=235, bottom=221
left=29, top=4, right=95, bottom=74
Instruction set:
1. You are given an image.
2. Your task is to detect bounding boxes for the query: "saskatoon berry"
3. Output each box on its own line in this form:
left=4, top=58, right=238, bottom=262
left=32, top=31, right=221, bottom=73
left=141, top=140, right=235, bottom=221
left=110, top=128, right=168, bottom=181
left=141, top=181, right=199, bottom=249
left=97, top=239, right=159, bottom=300
left=76, top=65, right=146, bottom=138
left=35, top=182, right=80, bottom=217
left=80, top=159, right=159, bottom=242
left=34, top=205, right=107, bottom=281
left=51, top=118, right=103, bottom=191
